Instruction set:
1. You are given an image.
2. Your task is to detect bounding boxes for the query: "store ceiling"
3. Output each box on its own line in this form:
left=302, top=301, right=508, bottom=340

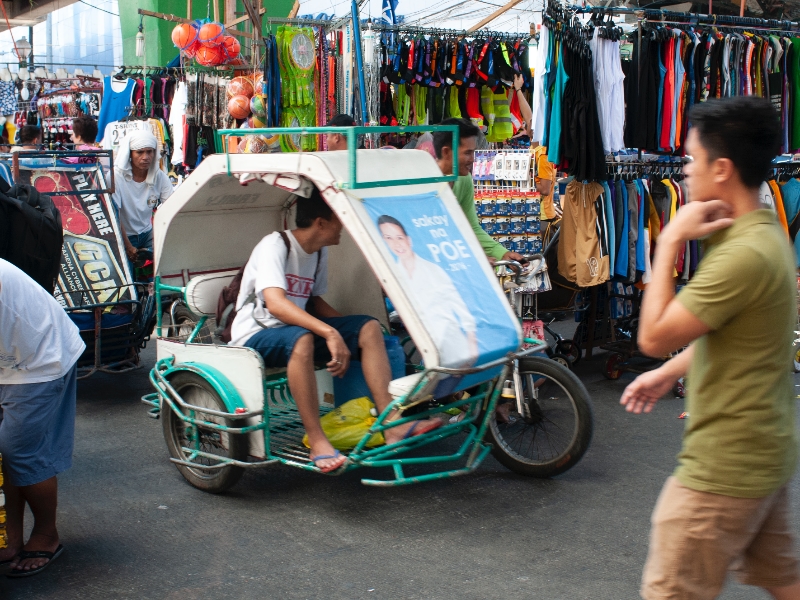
left=0, top=0, right=78, bottom=32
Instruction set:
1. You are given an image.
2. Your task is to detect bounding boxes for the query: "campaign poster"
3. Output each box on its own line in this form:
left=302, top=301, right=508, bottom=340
left=362, top=191, right=520, bottom=393
left=19, top=166, right=134, bottom=308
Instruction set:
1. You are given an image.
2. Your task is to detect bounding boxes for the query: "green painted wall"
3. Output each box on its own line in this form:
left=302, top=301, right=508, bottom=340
left=120, top=0, right=295, bottom=67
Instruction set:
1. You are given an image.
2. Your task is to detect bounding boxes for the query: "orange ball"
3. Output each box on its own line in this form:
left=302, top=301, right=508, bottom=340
left=171, top=23, right=198, bottom=49
left=196, top=44, right=226, bottom=66
left=228, top=94, right=251, bottom=120
left=222, top=35, right=240, bottom=60
left=198, top=21, right=224, bottom=47
left=227, top=76, right=254, bottom=99
left=251, top=73, right=263, bottom=94
left=183, top=39, right=201, bottom=58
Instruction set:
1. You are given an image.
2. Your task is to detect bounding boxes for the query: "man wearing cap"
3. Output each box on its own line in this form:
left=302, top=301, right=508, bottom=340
left=112, top=130, right=174, bottom=260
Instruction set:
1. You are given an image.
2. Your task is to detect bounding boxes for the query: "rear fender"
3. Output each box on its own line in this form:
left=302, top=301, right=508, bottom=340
left=161, top=361, right=247, bottom=414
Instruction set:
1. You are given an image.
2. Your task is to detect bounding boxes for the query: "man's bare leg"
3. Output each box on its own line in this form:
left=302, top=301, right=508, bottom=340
left=8, top=476, right=60, bottom=573
left=357, top=320, right=440, bottom=443
left=286, top=333, right=345, bottom=471
left=0, top=470, right=24, bottom=563
left=766, top=581, right=800, bottom=600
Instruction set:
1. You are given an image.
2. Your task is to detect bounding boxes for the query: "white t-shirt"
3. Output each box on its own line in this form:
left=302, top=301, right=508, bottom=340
left=394, top=255, right=477, bottom=368
left=229, top=231, right=329, bottom=346
left=169, top=82, right=188, bottom=165
left=112, top=170, right=173, bottom=235
left=0, top=259, right=85, bottom=384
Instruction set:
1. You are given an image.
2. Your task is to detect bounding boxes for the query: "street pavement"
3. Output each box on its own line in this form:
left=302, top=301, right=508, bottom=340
left=2, top=340, right=798, bottom=600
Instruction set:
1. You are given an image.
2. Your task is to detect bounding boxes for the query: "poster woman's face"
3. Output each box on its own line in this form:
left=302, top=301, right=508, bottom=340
left=379, top=222, right=413, bottom=258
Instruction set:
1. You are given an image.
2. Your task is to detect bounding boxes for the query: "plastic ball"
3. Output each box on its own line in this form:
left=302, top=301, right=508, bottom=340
left=250, top=94, right=267, bottom=118
left=221, top=35, right=240, bottom=60
left=198, top=21, right=224, bottom=47
left=195, top=44, right=226, bottom=66
left=238, top=135, right=269, bottom=154
left=183, top=39, right=201, bottom=58
left=171, top=23, right=198, bottom=49
left=227, top=76, right=254, bottom=99
left=248, top=115, right=266, bottom=129
left=228, top=94, right=251, bottom=120
left=251, top=73, right=263, bottom=93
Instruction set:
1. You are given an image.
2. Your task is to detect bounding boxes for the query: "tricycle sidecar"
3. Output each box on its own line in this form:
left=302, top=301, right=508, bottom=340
left=143, top=126, right=593, bottom=492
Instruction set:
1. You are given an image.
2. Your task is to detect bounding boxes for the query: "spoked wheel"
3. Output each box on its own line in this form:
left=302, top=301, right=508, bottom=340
left=166, top=304, right=213, bottom=344
left=551, top=353, right=572, bottom=370
left=162, top=372, right=247, bottom=493
left=485, top=357, right=593, bottom=478
left=556, top=340, right=581, bottom=366
left=603, top=353, right=624, bottom=380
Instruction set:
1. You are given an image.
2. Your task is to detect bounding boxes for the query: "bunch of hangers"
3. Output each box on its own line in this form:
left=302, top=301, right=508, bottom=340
left=378, top=29, right=529, bottom=88
left=606, top=159, right=686, bottom=180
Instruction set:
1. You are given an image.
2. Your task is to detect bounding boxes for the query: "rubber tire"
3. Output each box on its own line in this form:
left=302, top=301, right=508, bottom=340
left=484, top=357, right=594, bottom=478
left=168, top=304, right=213, bottom=344
left=603, top=353, right=624, bottom=380
left=556, top=340, right=581, bottom=366
left=162, top=372, right=247, bottom=493
left=551, top=353, right=572, bottom=370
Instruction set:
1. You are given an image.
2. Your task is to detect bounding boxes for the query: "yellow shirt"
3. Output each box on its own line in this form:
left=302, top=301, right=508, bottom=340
left=533, top=145, right=556, bottom=220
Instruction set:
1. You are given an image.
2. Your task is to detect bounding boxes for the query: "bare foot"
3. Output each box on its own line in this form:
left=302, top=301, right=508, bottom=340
left=9, top=532, right=60, bottom=573
left=0, top=545, right=21, bottom=564
left=383, top=418, right=443, bottom=445
left=309, top=441, right=346, bottom=473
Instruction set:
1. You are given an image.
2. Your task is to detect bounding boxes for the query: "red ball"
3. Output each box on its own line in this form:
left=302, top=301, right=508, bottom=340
left=171, top=23, right=198, bottom=49
left=198, top=21, right=224, bottom=47
left=183, top=39, right=201, bottom=58
left=196, top=44, right=226, bottom=66
left=228, top=94, right=251, bottom=120
left=222, top=35, right=240, bottom=60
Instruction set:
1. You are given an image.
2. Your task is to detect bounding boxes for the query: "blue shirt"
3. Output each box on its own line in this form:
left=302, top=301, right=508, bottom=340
left=96, top=77, right=136, bottom=142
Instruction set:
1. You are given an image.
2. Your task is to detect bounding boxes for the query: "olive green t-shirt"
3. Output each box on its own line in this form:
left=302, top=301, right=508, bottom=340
left=676, top=209, right=798, bottom=498
left=452, top=175, right=508, bottom=261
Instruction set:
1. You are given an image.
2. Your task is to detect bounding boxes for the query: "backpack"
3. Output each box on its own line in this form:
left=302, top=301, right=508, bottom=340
left=0, top=184, right=63, bottom=294
left=215, top=231, right=320, bottom=343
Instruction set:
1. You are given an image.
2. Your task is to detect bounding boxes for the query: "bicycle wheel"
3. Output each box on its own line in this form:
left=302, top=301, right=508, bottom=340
left=484, top=357, right=593, bottom=478
left=166, top=304, right=213, bottom=344
left=162, top=372, right=247, bottom=493
left=556, top=340, right=581, bottom=366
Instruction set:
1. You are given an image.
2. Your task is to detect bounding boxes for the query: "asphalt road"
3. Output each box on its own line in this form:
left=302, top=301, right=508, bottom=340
left=2, top=341, right=798, bottom=600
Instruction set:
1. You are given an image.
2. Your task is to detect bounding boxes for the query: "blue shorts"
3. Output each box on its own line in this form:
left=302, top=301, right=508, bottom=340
left=0, top=364, right=77, bottom=486
left=245, top=315, right=376, bottom=368
left=127, top=229, right=153, bottom=252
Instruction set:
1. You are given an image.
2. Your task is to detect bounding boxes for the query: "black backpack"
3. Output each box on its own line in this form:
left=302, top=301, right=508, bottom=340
left=0, top=184, right=63, bottom=294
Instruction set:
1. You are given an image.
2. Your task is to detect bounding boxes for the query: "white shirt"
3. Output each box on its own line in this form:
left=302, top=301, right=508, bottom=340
left=111, top=169, right=173, bottom=235
left=230, top=231, right=329, bottom=346
left=395, top=255, right=477, bottom=368
left=0, top=259, right=85, bottom=384
left=169, top=82, right=188, bottom=165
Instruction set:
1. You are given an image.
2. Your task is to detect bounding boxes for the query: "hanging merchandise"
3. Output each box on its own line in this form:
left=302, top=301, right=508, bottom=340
left=227, top=76, right=255, bottom=99
left=228, top=95, right=250, bottom=120
left=277, top=25, right=318, bottom=152
left=171, top=22, right=198, bottom=51
left=198, top=21, right=225, bottom=47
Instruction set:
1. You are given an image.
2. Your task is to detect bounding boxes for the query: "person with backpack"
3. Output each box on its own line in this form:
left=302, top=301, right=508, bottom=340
left=228, top=186, right=441, bottom=473
left=0, top=258, right=85, bottom=577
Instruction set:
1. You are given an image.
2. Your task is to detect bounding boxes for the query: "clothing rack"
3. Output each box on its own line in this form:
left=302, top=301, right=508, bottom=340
left=266, top=16, right=345, bottom=28
left=371, top=23, right=527, bottom=39
left=569, top=5, right=800, bottom=32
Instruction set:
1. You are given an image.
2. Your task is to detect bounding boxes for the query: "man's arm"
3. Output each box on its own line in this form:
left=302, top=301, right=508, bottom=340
left=637, top=200, right=733, bottom=357
left=453, top=177, right=521, bottom=261
left=262, top=288, right=350, bottom=376
left=308, top=296, right=342, bottom=319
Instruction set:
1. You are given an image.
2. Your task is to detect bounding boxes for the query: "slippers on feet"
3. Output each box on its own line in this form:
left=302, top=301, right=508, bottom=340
left=402, top=419, right=443, bottom=440
left=6, top=545, right=64, bottom=578
left=310, top=450, right=346, bottom=474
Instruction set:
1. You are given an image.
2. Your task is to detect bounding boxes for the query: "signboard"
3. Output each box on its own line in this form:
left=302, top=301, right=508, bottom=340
left=18, top=165, right=134, bottom=308
left=362, top=191, right=519, bottom=392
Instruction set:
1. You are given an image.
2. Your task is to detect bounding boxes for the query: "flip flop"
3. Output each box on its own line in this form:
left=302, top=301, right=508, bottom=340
left=402, top=419, right=443, bottom=440
left=310, top=450, right=345, bottom=474
left=6, top=545, right=64, bottom=578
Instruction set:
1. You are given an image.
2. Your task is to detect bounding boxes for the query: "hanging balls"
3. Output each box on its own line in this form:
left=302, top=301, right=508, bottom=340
left=227, top=76, right=254, bottom=99
left=248, top=115, right=266, bottom=128
left=171, top=23, right=198, bottom=49
left=195, top=44, right=226, bottom=66
left=221, top=35, right=240, bottom=61
left=183, top=39, right=201, bottom=58
left=198, top=21, right=225, bottom=47
left=250, top=94, right=267, bottom=119
left=251, top=73, right=264, bottom=94
left=228, top=94, right=251, bottom=120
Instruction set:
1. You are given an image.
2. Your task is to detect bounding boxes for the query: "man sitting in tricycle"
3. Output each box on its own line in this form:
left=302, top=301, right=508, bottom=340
left=229, top=186, right=442, bottom=473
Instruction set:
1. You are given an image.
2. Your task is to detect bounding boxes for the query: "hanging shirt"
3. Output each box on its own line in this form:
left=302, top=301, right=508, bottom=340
left=601, top=181, right=616, bottom=271
left=169, top=81, right=188, bottom=165
left=547, top=43, right=569, bottom=165
left=96, top=77, right=136, bottom=142
left=531, top=25, right=549, bottom=143
left=615, top=180, right=630, bottom=279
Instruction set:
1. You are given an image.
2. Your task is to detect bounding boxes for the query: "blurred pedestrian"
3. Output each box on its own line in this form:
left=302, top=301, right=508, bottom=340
left=0, top=258, right=85, bottom=577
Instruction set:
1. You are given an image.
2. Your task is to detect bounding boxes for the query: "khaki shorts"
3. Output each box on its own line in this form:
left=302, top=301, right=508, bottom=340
left=642, top=476, right=800, bottom=599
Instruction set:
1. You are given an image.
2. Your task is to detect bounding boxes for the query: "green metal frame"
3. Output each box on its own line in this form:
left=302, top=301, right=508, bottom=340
left=213, top=125, right=459, bottom=189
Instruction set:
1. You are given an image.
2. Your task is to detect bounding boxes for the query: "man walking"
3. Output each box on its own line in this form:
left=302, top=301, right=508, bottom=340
left=0, top=258, right=85, bottom=576
left=621, top=97, right=800, bottom=599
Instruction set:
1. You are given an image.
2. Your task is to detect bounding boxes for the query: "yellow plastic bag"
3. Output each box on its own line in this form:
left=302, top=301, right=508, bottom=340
left=302, top=397, right=385, bottom=450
